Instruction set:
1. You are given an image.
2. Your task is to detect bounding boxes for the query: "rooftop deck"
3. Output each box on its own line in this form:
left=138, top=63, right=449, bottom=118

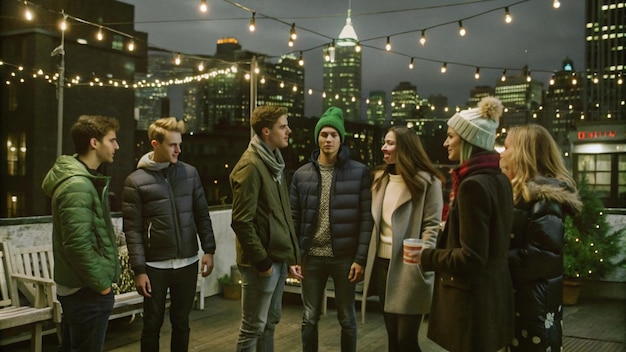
left=8, top=292, right=625, bottom=351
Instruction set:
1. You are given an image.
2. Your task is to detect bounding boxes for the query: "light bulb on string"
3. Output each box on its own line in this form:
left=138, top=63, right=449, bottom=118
left=175, top=53, right=181, bottom=65
left=249, top=12, right=256, bottom=32
left=260, top=76, right=266, bottom=84
left=199, top=0, right=208, bottom=13
left=355, top=42, right=361, bottom=53
left=553, top=0, right=560, bottom=9
left=290, top=23, right=297, bottom=40
left=504, top=7, right=512, bottom=23
left=572, top=74, right=577, bottom=85
left=385, top=37, right=391, bottom=51
left=298, top=51, right=304, bottom=66
left=198, top=62, right=204, bottom=71
left=24, top=2, right=33, bottom=21
left=550, top=74, right=555, bottom=85
left=526, top=70, right=532, bottom=82
left=60, top=16, right=68, bottom=31
left=128, top=39, right=135, bottom=51
left=441, top=62, right=447, bottom=73
left=97, top=27, right=104, bottom=41
left=501, top=69, right=507, bottom=82
left=618, top=74, right=623, bottom=85
left=474, top=67, right=480, bottom=80
left=458, top=21, right=466, bottom=36
left=419, top=30, right=426, bottom=46
left=409, top=57, right=414, bottom=69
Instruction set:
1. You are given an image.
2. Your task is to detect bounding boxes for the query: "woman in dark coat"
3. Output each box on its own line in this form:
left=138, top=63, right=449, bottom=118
left=500, top=124, right=582, bottom=351
left=415, top=96, right=515, bottom=352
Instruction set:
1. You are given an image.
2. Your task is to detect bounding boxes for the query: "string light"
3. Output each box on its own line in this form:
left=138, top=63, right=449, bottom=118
left=504, top=7, right=512, bottom=23
left=199, top=0, right=207, bottom=13
left=198, top=62, right=204, bottom=71
left=97, top=27, right=103, bottom=41
left=290, top=23, right=297, bottom=40
left=60, top=16, right=68, bottom=31
left=572, top=73, right=577, bottom=85
left=298, top=51, right=304, bottom=66
left=24, top=1, right=33, bottom=21
left=355, top=42, right=361, bottom=53
left=249, top=12, right=256, bottom=32
left=174, top=53, right=181, bottom=65
left=550, top=74, right=555, bottom=85
left=441, top=62, right=447, bottom=73
left=553, top=0, right=561, bottom=9
left=474, top=67, right=480, bottom=79
left=526, top=70, right=532, bottom=82
left=409, top=57, right=414, bottom=69
left=419, top=30, right=426, bottom=46
left=618, top=74, right=623, bottom=85
left=501, top=69, right=507, bottom=82
left=385, top=36, right=391, bottom=51
left=288, top=23, right=296, bottom=46
left=458, top=21, right=466, bottom=36
left=128, top=39, right=135, bottom=51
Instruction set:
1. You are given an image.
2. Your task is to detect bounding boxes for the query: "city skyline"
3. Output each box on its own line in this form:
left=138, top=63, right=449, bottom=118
left=121, top=0, right=585, bottom=117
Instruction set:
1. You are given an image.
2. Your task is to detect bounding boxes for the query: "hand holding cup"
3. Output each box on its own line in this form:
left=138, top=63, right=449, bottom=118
left=403, top=238, right=424, bottom=265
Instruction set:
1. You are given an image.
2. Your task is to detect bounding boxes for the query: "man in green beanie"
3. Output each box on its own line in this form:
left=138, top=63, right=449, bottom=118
left=290, top=107, right=373, bottom=352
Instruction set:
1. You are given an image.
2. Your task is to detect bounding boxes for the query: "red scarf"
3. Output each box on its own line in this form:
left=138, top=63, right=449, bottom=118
left=448, top=153, right=501, bottom=208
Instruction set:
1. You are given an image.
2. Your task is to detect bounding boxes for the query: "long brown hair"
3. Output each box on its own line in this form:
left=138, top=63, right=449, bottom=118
left=373, top=126, right=445, bottom=200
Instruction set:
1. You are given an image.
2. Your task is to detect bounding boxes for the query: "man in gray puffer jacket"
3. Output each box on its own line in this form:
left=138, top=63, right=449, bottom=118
left=122, top=117, right=216, bottom=352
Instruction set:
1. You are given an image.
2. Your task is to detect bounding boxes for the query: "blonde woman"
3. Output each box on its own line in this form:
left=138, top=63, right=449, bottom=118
left=500, top=124, right=582, bottom=351
left=414, top=96, right=514, bottom=352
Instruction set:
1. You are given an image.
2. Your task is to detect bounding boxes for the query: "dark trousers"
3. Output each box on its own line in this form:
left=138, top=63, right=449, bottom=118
left=141, top=263, right=198, bottom=352
left=301, top=256, right=357, bottom=352
left=374, top=257, right=423, bottom=352
left=58, top=288, right=114, bottom=352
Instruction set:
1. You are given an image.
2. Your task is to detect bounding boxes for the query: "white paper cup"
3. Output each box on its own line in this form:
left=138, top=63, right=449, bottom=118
left=403, top=238, right=424, bottom=264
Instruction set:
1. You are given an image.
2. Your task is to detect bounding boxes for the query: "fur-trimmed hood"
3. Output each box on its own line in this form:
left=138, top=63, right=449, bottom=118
left=527, top=176, right=582, bottom=215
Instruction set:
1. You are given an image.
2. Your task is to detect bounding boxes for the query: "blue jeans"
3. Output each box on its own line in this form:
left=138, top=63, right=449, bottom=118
left=301, top=256, right=357, bottom=352
left=58, top=287, right=114, bottom=352
left=141, top=263, right=198, bottom=352
left=236, top=262, right=288, bottom=352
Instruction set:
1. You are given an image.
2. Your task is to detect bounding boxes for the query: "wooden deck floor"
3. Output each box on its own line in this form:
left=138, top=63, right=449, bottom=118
left=7, top=293, right=626, bottom=351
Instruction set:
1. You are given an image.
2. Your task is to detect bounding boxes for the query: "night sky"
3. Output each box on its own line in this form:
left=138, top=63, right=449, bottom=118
left=120, top=0, right=585, bottom=117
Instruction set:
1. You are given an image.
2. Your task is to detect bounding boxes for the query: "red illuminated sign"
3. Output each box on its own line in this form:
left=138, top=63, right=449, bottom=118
left=577, top=130, right=617, bottom=140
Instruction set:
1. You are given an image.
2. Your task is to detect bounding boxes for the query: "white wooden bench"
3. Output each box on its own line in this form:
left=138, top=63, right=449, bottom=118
left=0, top=242, right=60, bottom=352
left=8, top=243, right=206, bottom=326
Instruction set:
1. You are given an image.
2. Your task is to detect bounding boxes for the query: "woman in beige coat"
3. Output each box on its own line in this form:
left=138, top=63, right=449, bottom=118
left=362, top=126, right=444, bottom=352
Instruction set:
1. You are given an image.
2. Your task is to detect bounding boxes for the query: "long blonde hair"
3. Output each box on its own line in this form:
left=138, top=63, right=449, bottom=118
left=506, top=124, right=576, bottom=204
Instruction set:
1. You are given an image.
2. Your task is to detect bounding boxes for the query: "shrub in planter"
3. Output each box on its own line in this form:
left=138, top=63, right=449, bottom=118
left=218, top=274, right=241, bottom=300
left=563, top=177, right=623, bottom=281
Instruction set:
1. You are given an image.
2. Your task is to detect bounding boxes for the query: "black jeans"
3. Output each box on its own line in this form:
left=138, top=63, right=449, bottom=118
left=141, top=262, right=198, bottom=352
left=58, top=287, right=114, bottom=352
left=374, top=257, right=423, bottom=352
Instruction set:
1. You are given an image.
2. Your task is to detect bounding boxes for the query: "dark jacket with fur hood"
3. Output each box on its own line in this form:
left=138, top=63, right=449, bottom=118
left=508, top=176, right=582, bottom=351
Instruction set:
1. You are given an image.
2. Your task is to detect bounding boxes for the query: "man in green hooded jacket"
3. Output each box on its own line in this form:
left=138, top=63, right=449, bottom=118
left=42, top=115, right=121, bottom=352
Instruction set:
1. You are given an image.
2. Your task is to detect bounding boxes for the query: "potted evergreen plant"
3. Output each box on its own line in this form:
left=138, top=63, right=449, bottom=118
left=218, top=274, right=241, bottom=300
left=563, top=177, right=624, bottom=305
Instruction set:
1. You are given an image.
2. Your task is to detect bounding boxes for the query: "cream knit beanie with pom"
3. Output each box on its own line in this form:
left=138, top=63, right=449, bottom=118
left=447, top=96, right=503, bottom=150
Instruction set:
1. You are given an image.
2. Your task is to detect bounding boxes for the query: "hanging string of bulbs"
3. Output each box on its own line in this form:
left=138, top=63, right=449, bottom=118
left=5, top=0, right=623, bottom=105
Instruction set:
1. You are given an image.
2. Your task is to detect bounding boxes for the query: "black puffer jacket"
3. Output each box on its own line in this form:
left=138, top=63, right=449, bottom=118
left=290, top=146, right=373, bottom=266
left=508, top=176, right=582, bottom=351
left=122, top=152, right=216, bottom=275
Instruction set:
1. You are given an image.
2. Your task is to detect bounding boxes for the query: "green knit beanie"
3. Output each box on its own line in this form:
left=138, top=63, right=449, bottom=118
left=315, top=107, right=346, bottom=143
